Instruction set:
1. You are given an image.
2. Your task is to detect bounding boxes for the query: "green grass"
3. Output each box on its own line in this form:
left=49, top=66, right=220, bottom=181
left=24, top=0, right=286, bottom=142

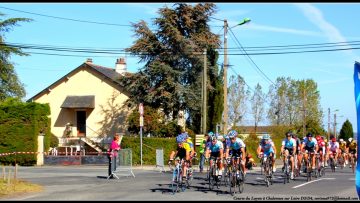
left=0, top=179, right=43, bottom=198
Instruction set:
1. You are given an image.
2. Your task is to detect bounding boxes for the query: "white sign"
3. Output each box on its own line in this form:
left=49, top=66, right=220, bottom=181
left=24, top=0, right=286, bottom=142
left=140, top=116, right=144, bottom=127
left=139, top=103, right=144, bottom=116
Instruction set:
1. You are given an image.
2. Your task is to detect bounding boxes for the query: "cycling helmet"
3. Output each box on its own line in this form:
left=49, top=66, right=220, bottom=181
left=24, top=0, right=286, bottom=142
left=210, top=134, right=218, bottom=141
left=228, top=130, right=238, bottom=138
left=208, top=131, right=214, bottom=137
left=285, top=131, right=292, bottom=137
left=315, top=135, right=321, bottom=141
left=223, top=134, right=229, bottom=139
left=349, top=137, right=353, bottom=142
left=262, top=134, right=270, bottom=140
left=182, top=132, right=189, bottom=139
left=339, top=138, right=344, bottom=143
left=176, top=134, right=185, bottom=143
left=306, top=133, right=313, bottom=137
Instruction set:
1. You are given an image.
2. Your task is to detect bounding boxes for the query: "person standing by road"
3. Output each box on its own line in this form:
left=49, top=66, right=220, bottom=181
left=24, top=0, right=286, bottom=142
left=108, top=133, right=121, bottom=179
left=199, top=133, right=210, bottom=173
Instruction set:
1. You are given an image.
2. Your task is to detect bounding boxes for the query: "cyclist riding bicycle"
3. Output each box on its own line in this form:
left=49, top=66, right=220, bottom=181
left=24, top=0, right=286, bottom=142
left=182, top=132, right=196, bottom=168
left=257, top=134, right=277, bottom=173
left=300, top=133, right=318, bottom=171
left=227, top=130, right=247, bottom=177
left=292, top=133, right=302, bottom=173
left=327, top=135, right=339, bottom=168
left=280, top=131, right=296, bottom=180
left=315, top=135, right=326, bottom=167
left=339, top=138, right=348, bottom=167
left=205, top=134, right=224, bottom=177
left=347, top=137, right=357, bottom=168
left=169, top=133, right=192, bottom=180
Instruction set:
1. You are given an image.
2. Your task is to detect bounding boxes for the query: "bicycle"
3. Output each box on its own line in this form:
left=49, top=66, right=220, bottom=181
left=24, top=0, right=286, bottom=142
left=260, top=154, right=273, bottom=187
left=229, top=156, right=245, bottom=195
left=305, top=150, right=315, bottom=182
left=281, top=151, right=291, bottom=184
left=314, top=152, right=325, bottom=178
left=169, top=159, right=186, bottom=194
left=207, top=156, right=222, bottom=190
left=349, top=152, right=356, bottom=174
left=329, top=151, right=337, bottom=172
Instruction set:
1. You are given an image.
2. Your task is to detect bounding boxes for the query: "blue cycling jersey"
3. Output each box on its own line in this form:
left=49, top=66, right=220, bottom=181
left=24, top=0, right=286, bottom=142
left=302, top=137, right=318, bottom=148
left=223, top=138, right=231, bottom=149
left=282, top=138, right=296, bottom=149
left=259, top=139, right=275, bottom=153
left=207, top=140, right=224, bottom=153
left=230, top=138, right=246, bottom=150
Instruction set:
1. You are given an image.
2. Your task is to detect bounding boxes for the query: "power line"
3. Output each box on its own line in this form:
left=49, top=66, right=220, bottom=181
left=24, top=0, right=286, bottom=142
left=0, top=6, right=132, bottom=27
left=228, top=26, right=275, bottom=85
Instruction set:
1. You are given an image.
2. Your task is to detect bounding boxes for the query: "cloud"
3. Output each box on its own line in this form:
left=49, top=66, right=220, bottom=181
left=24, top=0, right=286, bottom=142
left=294, top=3, right=360, bottom=60
left=318, top=77, right=350, bottom=85
left=246, top=23, right=322, bottom=37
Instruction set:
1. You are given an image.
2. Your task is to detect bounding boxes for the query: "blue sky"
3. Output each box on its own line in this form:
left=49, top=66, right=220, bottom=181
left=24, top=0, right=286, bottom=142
left=1, top=3, right=359, bottom=133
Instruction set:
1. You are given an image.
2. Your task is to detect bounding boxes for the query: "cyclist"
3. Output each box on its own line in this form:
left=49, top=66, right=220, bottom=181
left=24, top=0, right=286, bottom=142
left=280, top=131, right=296, bottom=180
left=205, top=134, right=224, bottom=178
left=292, top=133, right=302, bottom=173
left=199, top=133, right=211, bottom=173
left=347, top=137, right=357, bottom=168
left=315, top=135, right=326, bottom=167
left=257, top=134, right=277, bottom=173
left=300, top=133, right=318, bottom=171
left=327, top=135, right=339, bottom=168
left=339, top=138, right=348, bottom=167
left=227, top=130, right=246, bottom=177
left=169, top=133, right=192, bottom=180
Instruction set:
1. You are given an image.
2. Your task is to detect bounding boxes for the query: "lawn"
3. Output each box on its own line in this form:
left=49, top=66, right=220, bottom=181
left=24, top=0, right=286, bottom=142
left=0, top=179, right=43, bottom=198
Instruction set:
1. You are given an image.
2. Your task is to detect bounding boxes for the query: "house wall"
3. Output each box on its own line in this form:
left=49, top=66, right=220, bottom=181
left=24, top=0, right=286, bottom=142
left=33, top=67, right=129, bottom=141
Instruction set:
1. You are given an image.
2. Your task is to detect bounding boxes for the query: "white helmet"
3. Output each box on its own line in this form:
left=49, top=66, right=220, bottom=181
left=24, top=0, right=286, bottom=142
left=349, top=137, right=353, bottom=142
left=339, top=138, right=344, bottom=142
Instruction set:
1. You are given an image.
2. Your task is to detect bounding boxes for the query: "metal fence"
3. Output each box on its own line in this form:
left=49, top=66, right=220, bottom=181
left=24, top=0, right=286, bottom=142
left=114, top=148, right=135, bottom=178
left=155, top=148, right=166, bottom=172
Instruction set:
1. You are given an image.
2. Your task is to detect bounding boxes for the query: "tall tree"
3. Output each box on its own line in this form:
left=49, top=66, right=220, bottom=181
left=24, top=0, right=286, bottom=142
left=250, top=83, right=265, bottom=134
left=0, top=13, right=32, bottom=101
left=118, top=3, right=222, bottom=133
left=339, top=119, right=354, bottom=141
left=228, top=74, right=249, bottom=128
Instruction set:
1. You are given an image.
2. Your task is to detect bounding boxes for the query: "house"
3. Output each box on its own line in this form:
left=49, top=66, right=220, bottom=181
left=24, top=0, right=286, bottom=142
left=27, top=58, right=132, bottom=151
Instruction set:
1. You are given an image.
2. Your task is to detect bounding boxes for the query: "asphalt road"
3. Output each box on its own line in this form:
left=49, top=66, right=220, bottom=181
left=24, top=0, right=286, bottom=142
left=2, top=164, right=359, bottom=201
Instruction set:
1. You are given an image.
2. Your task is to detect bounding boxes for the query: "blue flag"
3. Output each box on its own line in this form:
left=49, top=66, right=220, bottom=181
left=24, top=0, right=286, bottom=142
left=354, top=61, right=360, bottom=198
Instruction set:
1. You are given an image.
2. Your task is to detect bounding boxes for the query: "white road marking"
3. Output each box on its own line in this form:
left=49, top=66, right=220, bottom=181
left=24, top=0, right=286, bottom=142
left=292, top=178, right=335, bottom=189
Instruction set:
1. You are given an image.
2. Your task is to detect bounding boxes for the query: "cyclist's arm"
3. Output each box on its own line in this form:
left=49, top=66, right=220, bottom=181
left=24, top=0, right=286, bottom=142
left=241, top=147, right=246, bottom=161
left=225, top=147, right=230, bottom=159
left=256, top=145, right=261, bottom=157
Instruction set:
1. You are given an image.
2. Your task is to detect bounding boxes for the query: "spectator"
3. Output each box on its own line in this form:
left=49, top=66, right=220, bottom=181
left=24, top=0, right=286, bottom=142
left=199, top=133, right=210, bottom=173
left=108, top=133, right=121, bottom=179
left=245, top=153, right=256, bottom=170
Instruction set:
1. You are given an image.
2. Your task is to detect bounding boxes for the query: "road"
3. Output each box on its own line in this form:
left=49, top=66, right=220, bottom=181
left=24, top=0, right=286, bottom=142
left=1, top=164, right=359, bottom=200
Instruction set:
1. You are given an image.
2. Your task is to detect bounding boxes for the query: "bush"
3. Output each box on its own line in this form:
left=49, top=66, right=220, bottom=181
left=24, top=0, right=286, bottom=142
left=49, top=133, right=59, bottom=148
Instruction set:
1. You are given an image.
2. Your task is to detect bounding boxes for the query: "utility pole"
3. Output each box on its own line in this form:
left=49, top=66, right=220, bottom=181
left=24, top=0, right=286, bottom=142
left=223, top=19, right=228, bottom=135
left=203, top=48, right=207, bottom=134
left=328, top=108, right=330, bottom=141
left=334, top=113, right=337, bottom=139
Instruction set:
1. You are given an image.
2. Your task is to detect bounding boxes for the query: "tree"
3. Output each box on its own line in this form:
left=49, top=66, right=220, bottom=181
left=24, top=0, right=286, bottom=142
left=228, top=74, right=249, bottom=128
left=0, top=13, right=32, bottom=101
left=118, top=3, right=222, bottom=134
left=250, top=83, right=265, bottom=134
left=339, top=119, right=354, bottom=141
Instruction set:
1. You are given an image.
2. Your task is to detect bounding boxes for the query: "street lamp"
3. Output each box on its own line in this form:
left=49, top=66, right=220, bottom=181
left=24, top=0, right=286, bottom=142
left=333, top=109, right=339, bottom=139
left=223, top=17, right=251, bottom=135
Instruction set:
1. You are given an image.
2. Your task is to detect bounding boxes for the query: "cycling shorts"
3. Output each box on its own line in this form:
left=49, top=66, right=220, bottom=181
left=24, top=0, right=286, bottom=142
left=304, top=146, right=315, bottom=153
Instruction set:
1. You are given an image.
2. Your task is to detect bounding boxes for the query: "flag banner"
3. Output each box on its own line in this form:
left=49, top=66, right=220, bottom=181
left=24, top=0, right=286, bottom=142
left=354, top=61, right=360, bottom=198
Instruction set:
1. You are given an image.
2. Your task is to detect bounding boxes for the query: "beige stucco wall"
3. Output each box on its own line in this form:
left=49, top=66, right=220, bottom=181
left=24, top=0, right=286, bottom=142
left=33, top=67, right=129, bottom=141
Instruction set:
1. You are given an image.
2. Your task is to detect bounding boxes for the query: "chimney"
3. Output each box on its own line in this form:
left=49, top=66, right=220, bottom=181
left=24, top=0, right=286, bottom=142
left=115, top=57, right=126, bottom=75
left=86, top=58, right=93, bottom=63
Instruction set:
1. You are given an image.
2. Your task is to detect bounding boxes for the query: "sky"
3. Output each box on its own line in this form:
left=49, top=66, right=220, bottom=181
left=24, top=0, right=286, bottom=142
left=1, top=2, right=359, bottom=133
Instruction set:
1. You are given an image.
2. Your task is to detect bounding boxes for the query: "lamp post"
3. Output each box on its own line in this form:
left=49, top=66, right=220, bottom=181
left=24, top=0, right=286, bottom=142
left=333, top=109, right=339, bottom=139
left=223, top=17, right=251, bottom=135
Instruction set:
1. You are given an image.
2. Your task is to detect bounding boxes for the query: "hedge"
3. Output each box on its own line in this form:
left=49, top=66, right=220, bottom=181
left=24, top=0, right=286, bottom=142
left=0, top=101, right=51, bottom=166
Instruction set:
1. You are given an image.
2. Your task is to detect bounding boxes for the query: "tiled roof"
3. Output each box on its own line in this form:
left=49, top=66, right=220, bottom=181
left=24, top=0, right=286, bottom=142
left=27, top=62, right=132, bottom=102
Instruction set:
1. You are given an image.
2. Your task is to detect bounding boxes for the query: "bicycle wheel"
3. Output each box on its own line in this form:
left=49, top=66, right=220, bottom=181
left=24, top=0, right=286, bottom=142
left=229, top=171, right=236, bottom=196
left=238, top=171, right=245, bottom=193
left=330, top=157, right=335, bottom=172
left=208, top=166, right=215, bottom=190
left=186, top=168, right=193, bottom=188
left=171, top=168, right=180, bottom=194
left=351, top=156, right=355, bottom=174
